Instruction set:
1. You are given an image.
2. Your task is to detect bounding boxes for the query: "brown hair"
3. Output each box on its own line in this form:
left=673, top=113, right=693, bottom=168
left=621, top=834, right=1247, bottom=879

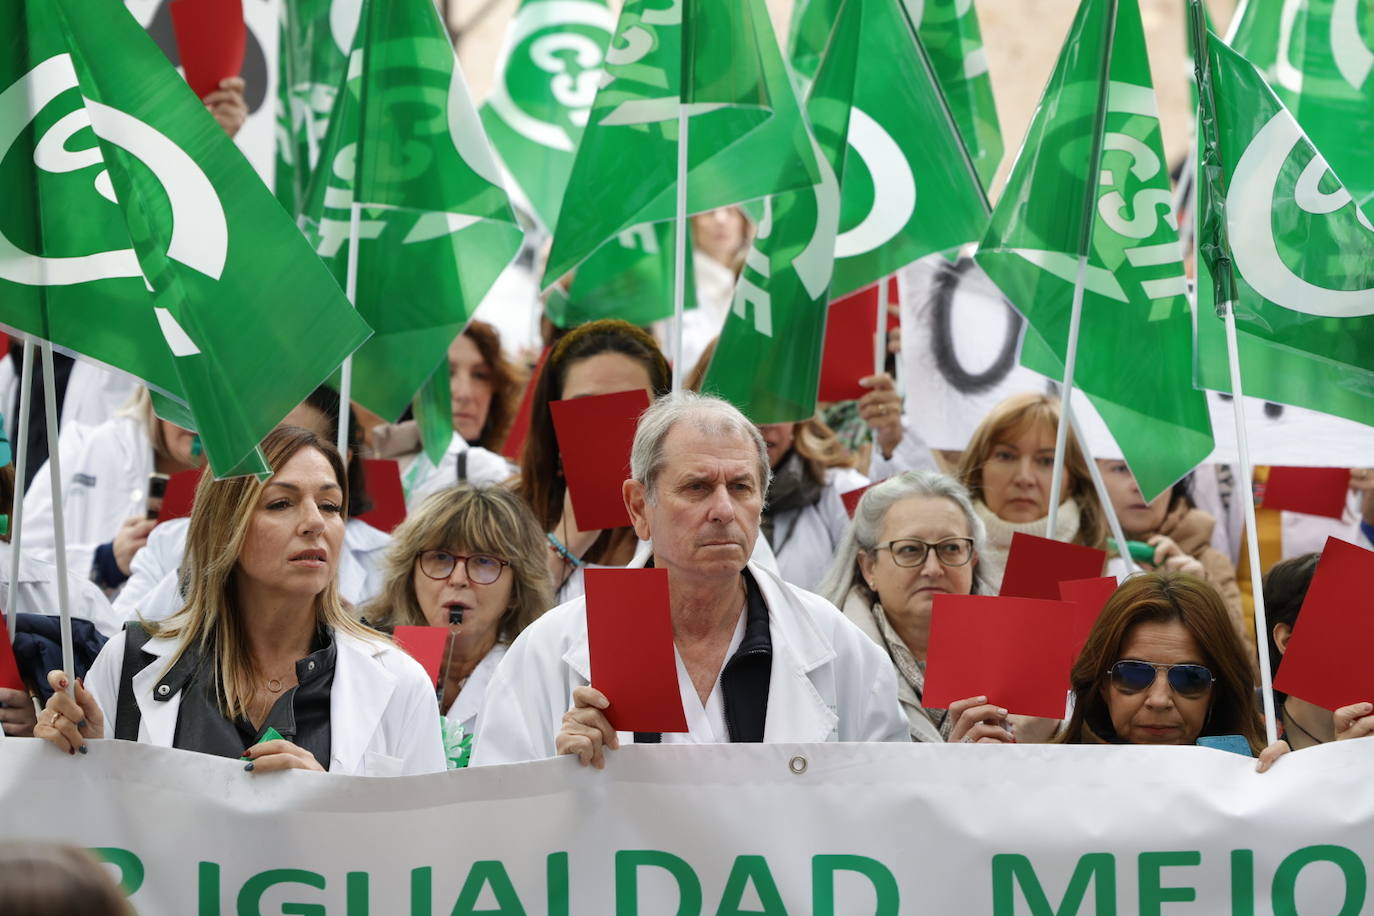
left=460, top=320, right=521, bottom=452
left=954, top=392, right=1108, bottom=549
left=1059, top=571, right=1265, bottom=753
left=150, top=426, right=381, bottom=720
left=363, top=485, right=553, bottom=642
left=516, top=319, right=670, bottom=532
left=0, top=842, right=130, bottom=915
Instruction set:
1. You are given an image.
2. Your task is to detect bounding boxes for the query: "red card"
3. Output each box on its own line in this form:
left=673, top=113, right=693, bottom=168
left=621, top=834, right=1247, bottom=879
left=356, top=459, right=406, bottom=533
left=841, top=484, right=872, bottom=518
left=0, top=619, right=22, bottom=691
left=170, top=0, right=247, bottom=101
left=501, top=347, right=549, bottom=462
left=923, top=594, right=1077, bottom=718
left=818, top=277, right=898, bottom=402
left=1058, top=576, right=1119, bottom=660
left=157, top=467, right=204, bottom=522
left=585, top=568, right=688, bottom=733
left=1272, top=537, right=1374, bottom=710
left=393, top=626, right=449, bottom=688
left=1261, top=467, right=1352, bottom=519
left=999, top=532, right=1107, bottom=601
left=550, top=389, right=650, bottom=532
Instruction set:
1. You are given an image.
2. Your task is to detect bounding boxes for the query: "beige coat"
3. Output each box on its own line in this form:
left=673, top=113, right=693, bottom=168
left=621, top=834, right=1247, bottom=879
left=1155, top=503, right=1245, bottom=637
left=840, top=588, right=943, bottom=744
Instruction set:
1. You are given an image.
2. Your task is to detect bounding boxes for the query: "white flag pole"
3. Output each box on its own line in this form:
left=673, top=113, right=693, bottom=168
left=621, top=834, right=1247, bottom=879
left=670, top=106, right=689, bottom=393
left=1046, top=255, right=1089, bottom=542
left=338, top=201, right=362, bottom=456
left=1066, top=405, right=1138, bottom=575
left=38, top=341, right=74, bottom=693
left=5, top=339, right=35, bottom=644
left=1222, top=300, right=1279, bottom=747
left=873, top=277, right=888, bottom=377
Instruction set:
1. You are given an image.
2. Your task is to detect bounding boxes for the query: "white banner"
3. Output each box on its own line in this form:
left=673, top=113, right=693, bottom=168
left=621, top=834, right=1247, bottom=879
left=900, top=255, right=1374, bottom=469
left=5, top=737, right=1374, bottom=914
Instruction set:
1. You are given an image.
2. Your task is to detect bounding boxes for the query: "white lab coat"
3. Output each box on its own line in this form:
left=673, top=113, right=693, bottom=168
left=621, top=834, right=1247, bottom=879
left=113, top=517, right=392, bottom=622
left=769, top=467, right=869, bottom=591
left=0, top=541, right=123, bottom=639
left=85, top=627, right=446, bottom=775
left=470, top=557, right=908, bottom=766
left=444, top=642, right=507, bottom=738
left=552, top=534, right=781, bottom=606
left=866, top=417, right=940, bottom=482
left=22, top=414, right=153, bottom=577
left=0, top=359, right=138, bottom=443
left=402, top=433, right=516, bottom=510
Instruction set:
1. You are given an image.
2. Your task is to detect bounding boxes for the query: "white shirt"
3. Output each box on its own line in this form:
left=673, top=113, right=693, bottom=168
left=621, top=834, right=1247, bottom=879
left=663, top=610, right=746, bottom=744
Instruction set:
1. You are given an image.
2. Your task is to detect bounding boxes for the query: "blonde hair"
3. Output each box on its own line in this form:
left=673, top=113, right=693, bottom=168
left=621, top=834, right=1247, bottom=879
left=149, top=426, right=380, bottom=720
left=363, top=485, right=553, bottom=641
left=118, top=387, right=177, bottom=466
left=954, top=392, right=1108, bottom=549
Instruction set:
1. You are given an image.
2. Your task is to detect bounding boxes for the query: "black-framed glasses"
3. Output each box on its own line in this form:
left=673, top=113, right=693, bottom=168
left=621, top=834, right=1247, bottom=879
left=1107, top=660, right=1215, bottom=699
left=874, top=537, right=975, bottom=568
left=416, top=550, right=510, bottom=585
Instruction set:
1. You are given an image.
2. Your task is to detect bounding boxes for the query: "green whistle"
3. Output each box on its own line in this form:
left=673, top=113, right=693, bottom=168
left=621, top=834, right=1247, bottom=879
left=1108, top=538, right=1156, bottom=563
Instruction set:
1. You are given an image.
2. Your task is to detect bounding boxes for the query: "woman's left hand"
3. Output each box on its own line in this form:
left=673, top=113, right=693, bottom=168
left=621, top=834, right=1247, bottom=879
left=1255, top=740, right=1291, bottom=773
left=1333, top=702, right=1374, bottom=741
left=242, top=739, right=325, bottom=774
left=1145, top=535, right=1205, bottom=577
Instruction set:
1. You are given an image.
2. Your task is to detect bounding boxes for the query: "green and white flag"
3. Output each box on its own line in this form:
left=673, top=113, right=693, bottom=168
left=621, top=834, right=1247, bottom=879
left=541, top=0, right=819, bottom=289
left=0, top=0, right=371, bottom=477
left=1228, top=0, right=1374, bottom=219
left=479, top=0, right=614, bottom=233
left=702, top=0, right=856, bottom=423
left=1193, top=8, right=1374, bottom=427
left=975, top=0, right=1214, bottom=501
left=274, top=0, right=360, bottom=217
left=301, top=0, right=524, bottom=440
left=545, top=222, right=694, bottom=329
left=790, top=0, right=1003, bottom=192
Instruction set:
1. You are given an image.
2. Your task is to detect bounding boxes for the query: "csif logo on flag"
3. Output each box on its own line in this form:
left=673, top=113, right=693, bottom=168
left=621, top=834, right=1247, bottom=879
left=0, top=54, right=223, bottom=356
left=1269, top=0, right=1372, bottom=93
left=1226, top=108, right=1374, bottom=317
left=596, top=0, right=684, bottom=128
left=834, top=108, right=915, bottom=263
left=485, top=0, right=613, bottom=151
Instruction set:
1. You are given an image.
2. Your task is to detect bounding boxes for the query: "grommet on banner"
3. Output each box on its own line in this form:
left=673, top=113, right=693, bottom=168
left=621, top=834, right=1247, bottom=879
left=788, top=756, right=807, bottom=775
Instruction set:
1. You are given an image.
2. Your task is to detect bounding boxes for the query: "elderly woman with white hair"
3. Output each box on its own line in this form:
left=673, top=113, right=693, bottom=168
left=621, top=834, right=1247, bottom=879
left=817, top=471, right=994, bottom=743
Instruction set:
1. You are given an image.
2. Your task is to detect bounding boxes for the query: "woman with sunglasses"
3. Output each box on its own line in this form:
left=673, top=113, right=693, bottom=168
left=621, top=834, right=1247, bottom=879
left=1053, top=571, right=1288, bottom=770
left=817, top=471, right=992, bottom=742
left=362, top=485, right=552, bottom=767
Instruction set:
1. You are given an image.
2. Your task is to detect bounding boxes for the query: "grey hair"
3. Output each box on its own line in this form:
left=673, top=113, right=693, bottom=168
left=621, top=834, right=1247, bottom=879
left=816, top=469, right=991, bottom=607
left=630, top=390, right=772, bottom=501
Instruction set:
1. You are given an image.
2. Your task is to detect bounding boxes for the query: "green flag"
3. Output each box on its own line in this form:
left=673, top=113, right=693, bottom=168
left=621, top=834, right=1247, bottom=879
left=789, top=0, right=1003, bottom=192
left=1228, top=0, right=1374, bottom=219
left=1192, top=7, right=1374, bottom=427
left=702, top=0, right=856, bottom=424
left=274, top=0, right=358, bottom=217
left=975, top=0, right=1214, bottom=501
left=541, top=0, right=820, bottom=288
left=301, top=0, right=524, bottom=434
left=545, top=223, right=695, bottom=329
left=479, top=0, right=614, bottom=232
left=0, top=0, right=371, bottom=477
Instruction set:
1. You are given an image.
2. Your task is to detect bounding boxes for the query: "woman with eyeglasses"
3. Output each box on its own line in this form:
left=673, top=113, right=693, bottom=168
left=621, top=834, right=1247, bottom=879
left=817, top=471, right=992, bottom=742
left=1056, top=571, right=1289, bottom=770
left=362, top=485, right=552, bottom=768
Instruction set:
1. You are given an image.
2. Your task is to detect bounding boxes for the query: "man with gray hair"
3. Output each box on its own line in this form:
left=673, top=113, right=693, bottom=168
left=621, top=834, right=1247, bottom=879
left=472, top=392, right=907, bottom=767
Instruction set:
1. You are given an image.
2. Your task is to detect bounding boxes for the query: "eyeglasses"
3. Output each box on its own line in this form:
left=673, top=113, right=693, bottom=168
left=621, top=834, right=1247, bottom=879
left=1106, top=660, right=1215, bottom=699
left=874, top=537, right=975, bottom=568
left=416, top=550, right=510, bottom=585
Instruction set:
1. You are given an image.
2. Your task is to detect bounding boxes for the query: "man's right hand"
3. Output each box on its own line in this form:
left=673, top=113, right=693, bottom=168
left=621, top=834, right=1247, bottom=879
left=555, top=686, right=620, bottom=769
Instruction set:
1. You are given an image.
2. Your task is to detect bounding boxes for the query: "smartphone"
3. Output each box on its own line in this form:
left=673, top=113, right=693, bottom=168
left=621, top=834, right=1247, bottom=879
left=1197, top=734, right=1254, bottom=757
left=146, top=473, right=170, bottom=521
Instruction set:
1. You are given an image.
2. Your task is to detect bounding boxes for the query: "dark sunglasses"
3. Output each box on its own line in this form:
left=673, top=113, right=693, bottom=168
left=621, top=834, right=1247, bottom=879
left=1106, top=660, right=1215, bottom=699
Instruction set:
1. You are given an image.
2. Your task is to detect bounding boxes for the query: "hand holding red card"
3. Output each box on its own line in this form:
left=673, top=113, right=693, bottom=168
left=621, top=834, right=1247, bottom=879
left=550, top=389, right=651, bottom=532
left=356, top=459, right=407, bottom=533
left=392, top=626, right=450, bottom=688
left=585, top=568, right=687, bottom=733
left=1272, top=538, right=1374, bottom=710
left=999, top=532, right=1107, bottom=600
left=923, top=594, right=1078, bottom=719
left=170, top=0, right=247, bottom=100
left=1261, top=467, right=1352, bottom=520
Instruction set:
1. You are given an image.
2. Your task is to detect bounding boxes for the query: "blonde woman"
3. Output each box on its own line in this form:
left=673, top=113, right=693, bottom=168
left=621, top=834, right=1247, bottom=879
left=362, top=485, right=552, bottom=767
left=33, top=426, right=445, bottom=776
left=954, top=392, right=1109, bottom=591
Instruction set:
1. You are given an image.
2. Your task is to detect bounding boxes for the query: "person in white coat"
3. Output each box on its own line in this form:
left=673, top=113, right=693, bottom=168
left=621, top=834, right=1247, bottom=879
left=471, top=392, right=907, bottom=768
left=362, top=484, right=553, bottom=767
left=32, top=426, right=445, bottom=776
left=22, top=388, right=202, bottom=594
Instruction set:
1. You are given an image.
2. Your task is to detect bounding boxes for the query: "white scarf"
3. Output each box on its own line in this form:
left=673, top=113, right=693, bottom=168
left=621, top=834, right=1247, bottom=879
left=973, top=498, right=1081, bottom=593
